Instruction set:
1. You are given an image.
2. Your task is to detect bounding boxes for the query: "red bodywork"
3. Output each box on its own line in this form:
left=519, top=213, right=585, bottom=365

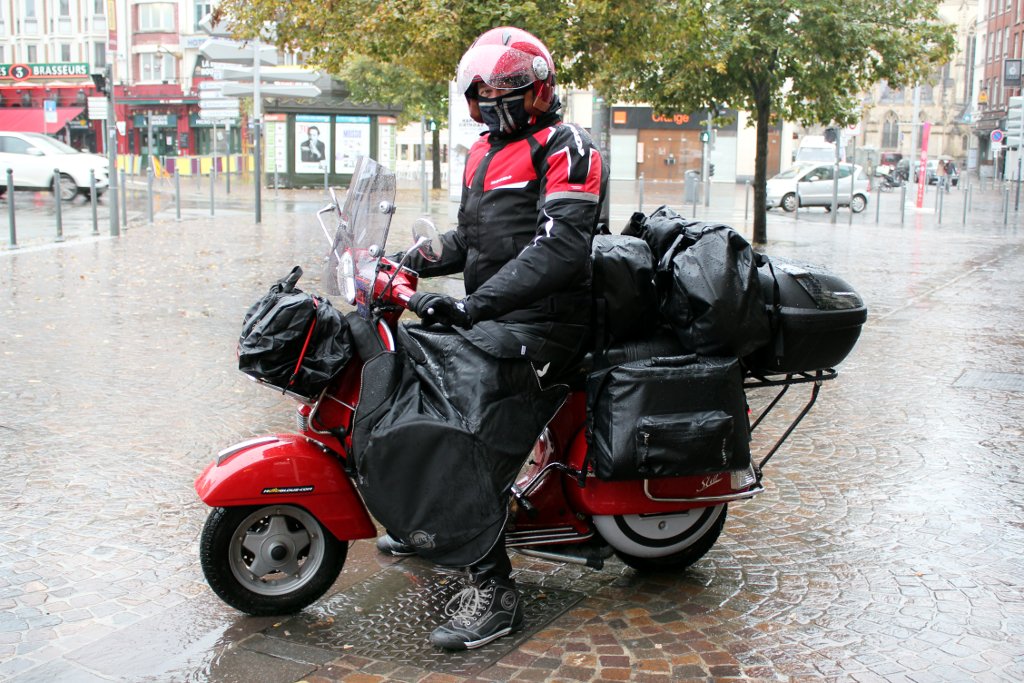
left=197, top=258, right=755, bottom=546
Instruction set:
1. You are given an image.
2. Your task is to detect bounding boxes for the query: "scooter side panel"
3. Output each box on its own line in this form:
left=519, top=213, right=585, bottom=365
left=195, top=434, right=376, bottom=541
left=563, top=430, right=746, bottom=515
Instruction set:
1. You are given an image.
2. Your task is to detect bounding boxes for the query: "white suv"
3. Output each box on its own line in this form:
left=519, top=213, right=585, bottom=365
left=0, top=131, right=110, bottom=201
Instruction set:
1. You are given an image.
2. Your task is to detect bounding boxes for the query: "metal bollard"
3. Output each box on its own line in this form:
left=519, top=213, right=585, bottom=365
left=937, top=183, right=944, bottom=224
left=53, top=170, right=64, bottom=242
left=210, top=161, right=216, bottom=217
left=638, top=173, right=644, bottom=212
left=175, top=167, right=181, bottom=221
left=90, top=170, right=98, bottom=235
left=875, top=185, right=881, bottom=223
left=226, top=156, right=231, bottom=195
left=274, top=163, right=280, bottom=193
left=962, top=178, right=969, bottom=226
left=900, top=183, right=906, bottom=225
left=744, top=180, right=750, bottom=223
left=6, top=169, right=16, bottom=247
left=793, top=191, right=798, bottom=221
left=1003, top=185, right=1010, bottom=225
left=147, top=164, right=154, bottom=224
left=120, top=170, right=128, bottom=230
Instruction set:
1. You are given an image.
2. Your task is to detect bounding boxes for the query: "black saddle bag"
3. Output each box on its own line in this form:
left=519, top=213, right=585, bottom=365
left=587, top=353, right=750, bottom=481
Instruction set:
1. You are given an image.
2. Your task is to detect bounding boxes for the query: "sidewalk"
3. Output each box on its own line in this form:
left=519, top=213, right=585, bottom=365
left=1, top=179, right=1023, bottom=682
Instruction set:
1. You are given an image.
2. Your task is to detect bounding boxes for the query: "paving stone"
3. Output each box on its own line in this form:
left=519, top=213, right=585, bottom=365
left=1, top=181, right=1023, bottom=682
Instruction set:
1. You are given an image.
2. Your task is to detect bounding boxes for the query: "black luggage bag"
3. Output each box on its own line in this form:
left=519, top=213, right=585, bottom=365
left=587, top=352, right=750, bottom=481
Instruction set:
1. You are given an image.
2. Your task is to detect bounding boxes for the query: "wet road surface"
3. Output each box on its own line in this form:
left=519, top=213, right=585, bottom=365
left=1, top=178, right=1023, bottom=681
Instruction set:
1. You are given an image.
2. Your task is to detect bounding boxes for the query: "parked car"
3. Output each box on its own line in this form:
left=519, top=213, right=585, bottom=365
left=0, top=131, right=109, bottom=201
left=766, top=162, right=871, bottom=213
left=894, top=158, right=958, bottom=187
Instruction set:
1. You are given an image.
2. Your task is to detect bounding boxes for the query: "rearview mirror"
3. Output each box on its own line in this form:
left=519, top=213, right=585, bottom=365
left=411, top=216, right=442, bottom=263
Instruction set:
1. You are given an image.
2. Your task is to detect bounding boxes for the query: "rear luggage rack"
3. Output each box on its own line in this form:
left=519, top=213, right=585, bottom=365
left=744, top=368, right=837, bottom=477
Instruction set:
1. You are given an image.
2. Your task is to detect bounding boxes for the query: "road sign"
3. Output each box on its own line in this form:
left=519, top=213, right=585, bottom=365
left=44, top=99, right=57, bottom=123
left=1006, top=96, right=1023, bottom=148
left=220, top=82, right=321, bottom=98
left=199, top=38, right=278, bottom=66
left=87, top=96, right=106, bottom=120
left=992, top=129, right=1005, bottom=143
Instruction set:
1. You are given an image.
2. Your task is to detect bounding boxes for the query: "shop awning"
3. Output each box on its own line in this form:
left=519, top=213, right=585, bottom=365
left=0, top=107, right=85, bottom=133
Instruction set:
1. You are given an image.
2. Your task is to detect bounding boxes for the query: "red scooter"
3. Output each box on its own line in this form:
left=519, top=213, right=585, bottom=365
left=195, top=157, right=852, bottom=616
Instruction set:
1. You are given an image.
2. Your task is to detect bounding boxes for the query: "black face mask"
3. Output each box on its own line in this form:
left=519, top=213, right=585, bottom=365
left=476, top=92, right=531, bottom=137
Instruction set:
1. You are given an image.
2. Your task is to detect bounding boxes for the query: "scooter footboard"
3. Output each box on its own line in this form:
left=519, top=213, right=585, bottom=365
left=194, top=434, right=376, bottom=542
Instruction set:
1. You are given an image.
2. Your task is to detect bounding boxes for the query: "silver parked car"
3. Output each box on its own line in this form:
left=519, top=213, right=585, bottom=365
left=766, top=162, right=871, bottom=213
left=0, top=131, right=109, bottom=201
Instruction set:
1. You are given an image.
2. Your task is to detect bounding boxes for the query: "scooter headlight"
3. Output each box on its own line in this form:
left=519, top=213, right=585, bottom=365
left=338, top=250, right=356, bottom=304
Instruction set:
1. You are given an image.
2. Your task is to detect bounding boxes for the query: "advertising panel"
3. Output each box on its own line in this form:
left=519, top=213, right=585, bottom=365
left=334, top=116, right=371, bottom=174
left=295, top=114, right=330, bottom=173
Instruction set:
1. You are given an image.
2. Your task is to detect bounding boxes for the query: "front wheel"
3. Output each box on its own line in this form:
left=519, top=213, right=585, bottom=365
left=55, top=174, right=78, bottom=202
left=850, top=194, right=867, bottom=213
left=594, top=504, right=727, bottom=572
left=200, top=504, right=347, bottom=616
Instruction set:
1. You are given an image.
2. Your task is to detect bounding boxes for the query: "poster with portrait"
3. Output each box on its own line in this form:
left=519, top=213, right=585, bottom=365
left=295, top=114, right=331, bottom=173
left=334, top=116, right=372, bottom=174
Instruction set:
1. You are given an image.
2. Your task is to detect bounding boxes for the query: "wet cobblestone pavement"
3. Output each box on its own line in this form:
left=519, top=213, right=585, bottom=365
left=2, top=180, right=1023, bottom=682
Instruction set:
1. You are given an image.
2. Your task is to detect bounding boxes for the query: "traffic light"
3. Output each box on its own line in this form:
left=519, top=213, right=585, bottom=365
left=824, top=127, right=839, bottom=144
left=90, top=71, right=108, bottom=95
left=1006, top=96, right=1024, bottom=148
left=700, top=131, right=710, bottom=143
left=709, top=163, right=715, bottom=177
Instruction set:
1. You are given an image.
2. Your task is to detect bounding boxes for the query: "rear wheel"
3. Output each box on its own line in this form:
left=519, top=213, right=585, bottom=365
left=200, top=504, right=347, bottom=615
left=850, top=194, right=867, bottom=213
left=595, top=504, right=727, bottom=572
left=781, top=193, right=798, bottom=212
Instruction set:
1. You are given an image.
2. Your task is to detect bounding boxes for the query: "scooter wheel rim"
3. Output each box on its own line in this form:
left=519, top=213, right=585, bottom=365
left=227, top=505, right=327, bottom=597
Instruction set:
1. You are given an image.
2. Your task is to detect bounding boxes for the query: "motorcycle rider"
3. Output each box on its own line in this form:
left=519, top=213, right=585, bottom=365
left=376, top=26, right=606, bottom=650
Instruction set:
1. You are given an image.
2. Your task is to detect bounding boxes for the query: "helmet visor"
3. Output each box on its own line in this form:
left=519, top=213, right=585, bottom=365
left=457, top=44, right=539, bottom=96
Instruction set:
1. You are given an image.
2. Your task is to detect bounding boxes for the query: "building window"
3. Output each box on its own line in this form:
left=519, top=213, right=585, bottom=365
left=60, top=44, right=71, bottom=61
left=25, top=0, right=36, bottom=19
left=139, top=52, right=176, bottom=82
left=138, top=3, right=175, bottom=32
left=195, top=2, right=212, bottom=31
left=27, top=44, right=37, bottom=61
left=94, top=42, right=106, bottom=67
left=59, top=0, right=70, bottom=17
left=94, top=0, right=105, bottom=14
left=881, top=113, right=899, bottom=149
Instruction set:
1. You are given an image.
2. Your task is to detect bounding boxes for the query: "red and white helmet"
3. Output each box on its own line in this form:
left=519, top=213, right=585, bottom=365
left=456, top=27, right=555, bottom=123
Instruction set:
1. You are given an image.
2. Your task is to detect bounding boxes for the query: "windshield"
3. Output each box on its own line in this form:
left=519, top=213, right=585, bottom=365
left=323, top=157, right=397, bottom=315
left=23, top=133, right=78, bottom=154
left=795, top=147, right=836, bottom=163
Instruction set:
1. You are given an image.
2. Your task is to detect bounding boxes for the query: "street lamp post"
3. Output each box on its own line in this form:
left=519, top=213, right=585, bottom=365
left=106, top=64, right=119, bottom=237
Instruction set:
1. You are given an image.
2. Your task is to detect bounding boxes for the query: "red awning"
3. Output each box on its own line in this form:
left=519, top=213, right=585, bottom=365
left=0, top=107, right=85, bottom=133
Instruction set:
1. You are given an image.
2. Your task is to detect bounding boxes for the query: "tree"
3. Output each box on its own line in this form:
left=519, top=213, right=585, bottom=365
left=570, top=0, right=956, bottom=243
left=213, top=1, right=576, bottom=189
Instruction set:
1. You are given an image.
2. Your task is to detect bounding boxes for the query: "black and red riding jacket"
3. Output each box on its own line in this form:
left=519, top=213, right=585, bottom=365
left=409, top=116, right=606, bottom=327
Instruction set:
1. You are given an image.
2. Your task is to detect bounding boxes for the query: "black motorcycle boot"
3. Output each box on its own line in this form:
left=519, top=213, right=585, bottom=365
left=429, top=574, right=524, bottom=650
left=375, top=532, right=415, bottom=557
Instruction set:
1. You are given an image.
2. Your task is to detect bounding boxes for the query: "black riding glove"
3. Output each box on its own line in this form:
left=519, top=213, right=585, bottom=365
left=407, top=292, right=473, bottom=329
